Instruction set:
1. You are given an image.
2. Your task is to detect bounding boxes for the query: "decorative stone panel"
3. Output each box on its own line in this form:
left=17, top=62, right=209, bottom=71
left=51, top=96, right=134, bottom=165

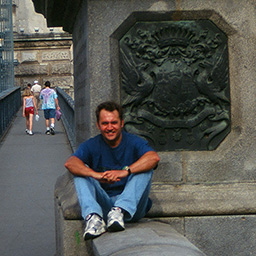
left=42, top=50, right=70, bottom=61
left=120, top=20, right=230, bottom=151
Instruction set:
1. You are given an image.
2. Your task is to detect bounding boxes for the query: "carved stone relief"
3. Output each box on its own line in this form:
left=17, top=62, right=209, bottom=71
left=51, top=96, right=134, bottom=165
left=42, top=50, right=70, bottom=61
left=120, top=20, right=230, bottom=151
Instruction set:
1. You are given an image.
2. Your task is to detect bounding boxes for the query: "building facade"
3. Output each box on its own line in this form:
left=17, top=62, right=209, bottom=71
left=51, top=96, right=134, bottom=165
left=13, top=0, right=74, bottom=97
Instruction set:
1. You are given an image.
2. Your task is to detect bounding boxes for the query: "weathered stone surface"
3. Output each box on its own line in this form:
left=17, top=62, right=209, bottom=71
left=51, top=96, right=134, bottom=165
left=153, top=152, right=183, bottom=182
left=47, top=76, right=73, bottom=88
left=42, top=50, right=70, bottom=61
left=94, top=220, right=206, bottom=256
left=55, top=172, right=81, bottom=220
left=14, top=34, right=73, bottom=96
left=21, top=51, right=38, bottom=62
left=185, top=215, right=256, bottom=256
left=55, top=201, right=92, bottom=256
left=15, top=64, right=48, bottom=75
left=51, top=63, right=72, bottom=74
left=149, top=182, right=256, bottom=217
left=55, top=172, right=256, bottom=220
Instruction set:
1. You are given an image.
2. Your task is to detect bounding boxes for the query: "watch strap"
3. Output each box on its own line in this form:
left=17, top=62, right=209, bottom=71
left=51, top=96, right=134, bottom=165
left=123, top=166, right=131, bottom=176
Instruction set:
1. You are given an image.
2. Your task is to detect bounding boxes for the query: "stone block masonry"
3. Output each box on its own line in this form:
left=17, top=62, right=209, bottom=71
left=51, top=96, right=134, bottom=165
left=32, top=0, right=256, bottom=255
left=14, top=34, right=74, bottom=98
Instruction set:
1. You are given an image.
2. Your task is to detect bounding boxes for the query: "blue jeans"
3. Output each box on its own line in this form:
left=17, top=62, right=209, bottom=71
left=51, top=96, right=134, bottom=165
left=74, top=170, right=153, bottom=222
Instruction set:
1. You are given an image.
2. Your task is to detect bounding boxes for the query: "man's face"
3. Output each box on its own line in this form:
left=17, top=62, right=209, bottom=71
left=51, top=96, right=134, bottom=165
left=97, top=109, right=124, bottom=147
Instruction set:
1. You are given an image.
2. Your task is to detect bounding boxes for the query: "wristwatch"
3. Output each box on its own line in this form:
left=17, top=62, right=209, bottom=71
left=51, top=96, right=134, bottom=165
left=123, top=166, right=131, bottom=176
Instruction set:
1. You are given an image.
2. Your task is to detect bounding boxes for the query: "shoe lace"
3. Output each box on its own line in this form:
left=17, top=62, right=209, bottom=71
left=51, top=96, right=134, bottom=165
left=109, top=207, right=123, bottom=221
left=87, top=214, right=104, bottom=230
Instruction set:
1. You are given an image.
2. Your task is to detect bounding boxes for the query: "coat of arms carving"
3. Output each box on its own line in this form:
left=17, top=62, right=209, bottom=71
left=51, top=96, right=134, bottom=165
left=119, top=20, right=230, bottom=151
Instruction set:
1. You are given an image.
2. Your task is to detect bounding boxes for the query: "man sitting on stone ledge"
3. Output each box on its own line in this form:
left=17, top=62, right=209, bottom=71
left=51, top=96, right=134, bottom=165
left=65, top=101, right=160, bottom=240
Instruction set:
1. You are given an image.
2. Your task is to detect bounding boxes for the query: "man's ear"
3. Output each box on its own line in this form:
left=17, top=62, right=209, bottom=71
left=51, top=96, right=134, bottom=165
left=96, top=122, right=100, bottom=130
left=121, top=119, right=124, bottom=128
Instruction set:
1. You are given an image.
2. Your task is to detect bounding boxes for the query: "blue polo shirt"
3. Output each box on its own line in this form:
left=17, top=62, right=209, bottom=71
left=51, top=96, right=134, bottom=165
left=73, top=131, right=154, bottom=196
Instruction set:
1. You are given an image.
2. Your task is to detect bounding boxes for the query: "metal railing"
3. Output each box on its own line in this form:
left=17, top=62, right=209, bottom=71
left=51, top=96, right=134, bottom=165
left=56, top=87, right=75, bottom=151
left=0, top=87, right=21, bottom=139
left=0, top=0, right=14, bottom=93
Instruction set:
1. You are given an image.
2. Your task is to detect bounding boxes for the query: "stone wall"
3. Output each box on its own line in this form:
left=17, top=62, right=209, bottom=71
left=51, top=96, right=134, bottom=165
left=71, top=0, right=256, bottom=185
left=13, top=0, right=74, bottom=97
left=14, top=34, right=74, bottom=97
left=69, top=1, right=256, bottom=254
left=32, top=0, right=256, bottom=255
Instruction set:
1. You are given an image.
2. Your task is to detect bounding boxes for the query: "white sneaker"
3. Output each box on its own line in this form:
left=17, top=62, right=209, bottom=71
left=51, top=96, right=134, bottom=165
left=50, top=127, right=55, bottom=135
left=83, top=214, right=107, bottom=240
left=107, top=207, right=125, bottom=232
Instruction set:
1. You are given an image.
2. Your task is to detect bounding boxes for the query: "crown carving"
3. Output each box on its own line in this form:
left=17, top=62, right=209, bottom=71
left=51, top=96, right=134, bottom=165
left=152, top=25, right=195, bottom=48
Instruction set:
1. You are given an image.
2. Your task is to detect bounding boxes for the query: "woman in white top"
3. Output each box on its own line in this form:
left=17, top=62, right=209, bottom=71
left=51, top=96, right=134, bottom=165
left=22, top=87, right=38, bottom=135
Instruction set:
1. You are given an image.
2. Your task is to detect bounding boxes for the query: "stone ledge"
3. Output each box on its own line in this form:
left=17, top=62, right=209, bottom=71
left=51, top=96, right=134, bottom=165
left=55, top=198, right=206, bottom=256
left=55, top=171, right=82, bottom=220
left=93, top=220, right=206, bottom=256
left=149, top=182, right=256, bottom=217
left=55, top=172, right=256, bottom=220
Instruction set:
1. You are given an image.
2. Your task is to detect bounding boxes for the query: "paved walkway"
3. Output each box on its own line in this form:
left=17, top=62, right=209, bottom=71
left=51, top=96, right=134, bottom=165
left=0, top=108, right=72, bottom=256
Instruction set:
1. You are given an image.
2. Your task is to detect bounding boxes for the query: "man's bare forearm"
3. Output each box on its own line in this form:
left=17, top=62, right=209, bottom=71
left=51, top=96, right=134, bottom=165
left=129, top=151, right=160, bottom=174
left=65, top=156, right=100, bottom=178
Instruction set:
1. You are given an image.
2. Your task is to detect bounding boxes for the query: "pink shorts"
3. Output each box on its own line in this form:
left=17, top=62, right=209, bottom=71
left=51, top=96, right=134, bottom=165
left=25, top=107, right=34, bottom=117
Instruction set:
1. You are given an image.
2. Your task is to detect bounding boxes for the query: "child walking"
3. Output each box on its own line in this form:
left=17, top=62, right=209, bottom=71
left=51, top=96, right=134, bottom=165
left=22, top=87, right=38, bottom=135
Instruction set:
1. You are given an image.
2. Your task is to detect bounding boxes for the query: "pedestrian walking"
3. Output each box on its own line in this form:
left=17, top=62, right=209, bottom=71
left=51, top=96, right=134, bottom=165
left=22, top=87, right=38, bottom=136
left=31, top=80, right=42, bottom=109
left=39, top=81, right=60, bottom=135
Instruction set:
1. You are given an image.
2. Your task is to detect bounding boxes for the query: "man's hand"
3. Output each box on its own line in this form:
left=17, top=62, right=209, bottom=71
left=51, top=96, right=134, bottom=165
left=91, top=171, right=116, bottom=184
left=101, top=170, right=128, bottom=183
left=65, top=156, right=126, bottom=184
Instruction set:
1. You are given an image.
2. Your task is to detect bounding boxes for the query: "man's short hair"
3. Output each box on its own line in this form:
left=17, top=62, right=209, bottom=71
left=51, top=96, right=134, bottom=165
left=96, top=101, right=123, bottom=123
left=44, top=81, right=50, bottom=87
